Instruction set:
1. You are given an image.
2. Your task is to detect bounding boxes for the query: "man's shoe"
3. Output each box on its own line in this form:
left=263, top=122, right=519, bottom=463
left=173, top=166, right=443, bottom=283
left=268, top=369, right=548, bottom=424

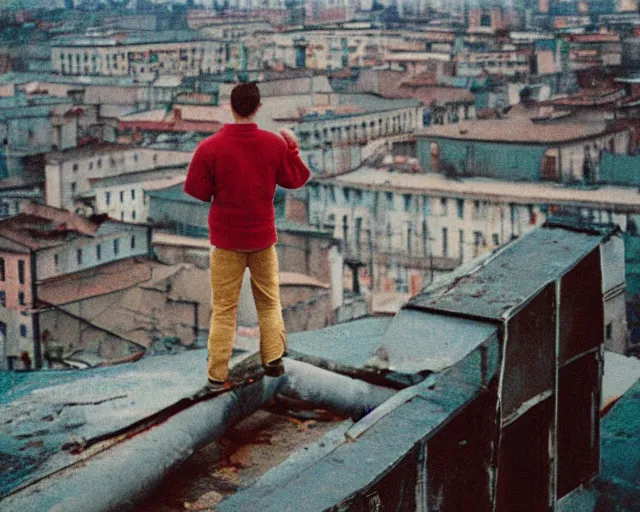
left=205, top=379, right=227, bottom=391
left=263, top=358, right=285, bottom=377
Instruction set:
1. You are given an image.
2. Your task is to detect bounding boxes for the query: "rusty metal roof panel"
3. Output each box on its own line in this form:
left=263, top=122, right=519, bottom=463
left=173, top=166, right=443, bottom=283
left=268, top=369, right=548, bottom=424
left=408, top=224, right=609, bottom=321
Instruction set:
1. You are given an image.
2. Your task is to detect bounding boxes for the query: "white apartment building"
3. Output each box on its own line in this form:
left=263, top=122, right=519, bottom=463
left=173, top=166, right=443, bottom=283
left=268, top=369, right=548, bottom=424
left=308, top=165, right=640, bottom=297
left=45, top=144, right=192, bottom=212
left=51, top=38, right=235, bottom=77
left=93, top=171, right=186, bottom=224
left=456, top=48, right=530, bottom=77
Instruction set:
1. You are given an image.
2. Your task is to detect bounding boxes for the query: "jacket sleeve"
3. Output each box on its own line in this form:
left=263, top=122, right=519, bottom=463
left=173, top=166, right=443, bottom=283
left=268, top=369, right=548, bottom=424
left=184, top=143, right=215, bottom=202
left=276, top=141, right=311, bottom=190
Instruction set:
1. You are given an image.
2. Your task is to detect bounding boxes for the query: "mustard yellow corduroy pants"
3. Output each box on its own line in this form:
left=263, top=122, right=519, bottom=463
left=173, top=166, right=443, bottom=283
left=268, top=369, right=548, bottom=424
left=207, top=245, right=286, bottom=382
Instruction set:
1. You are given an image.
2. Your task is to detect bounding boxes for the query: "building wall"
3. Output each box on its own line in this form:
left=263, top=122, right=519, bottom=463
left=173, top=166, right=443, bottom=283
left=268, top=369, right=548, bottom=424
left=418, top=137, right=547, bottom=181
left=51, top=41, right=225, bottom=77
left=7, top=115, right=53, bottom=159
left=0, top=251, right=34, bottom=369
left=418, top=130, right=631, bottom=184
left=34, top=222, right=150, bottom=281
left=45, top=149, right=190, bottom=210
left=39, top=303, right=140, bottom=363
left=308, top=180, right=543, bottom=294
left=95, top=181, right=151, bottom=223
left=295, top=105, right=424, bottom=151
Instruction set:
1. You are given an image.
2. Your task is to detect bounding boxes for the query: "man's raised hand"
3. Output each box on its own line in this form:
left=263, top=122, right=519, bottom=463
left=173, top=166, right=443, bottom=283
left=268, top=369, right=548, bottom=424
left=280, top=128, right=299, bottom=151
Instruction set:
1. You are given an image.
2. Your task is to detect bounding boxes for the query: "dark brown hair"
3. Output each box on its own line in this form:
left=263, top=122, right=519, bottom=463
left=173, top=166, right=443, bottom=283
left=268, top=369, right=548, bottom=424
left=230, top=82, right=261, bottom=118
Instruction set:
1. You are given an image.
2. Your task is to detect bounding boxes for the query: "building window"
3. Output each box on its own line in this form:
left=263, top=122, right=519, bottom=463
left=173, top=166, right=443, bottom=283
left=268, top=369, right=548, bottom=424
left=0, top=291, right=5, bottom=307
left=442, top=227, right=448, bottom=257
left=606, top=323, right=612, bottom=340
left=131, top=235, right=136, bottom=249
left=97, top=159, right=102, bottom=169
left=403, top=194, right=411, bottom=212
left=114, top=239, right=120, bottom=255
left=105, top=192, right=111, bottom=206
left=440, top=198, right=448, bottom=217
left=96, top=244, right=102, bottom=260
left=0, top=257, right=4, bottom=281
left=72, top=163, right=78, bottom=172
left=131, top=189, right=135, bottom=200
left=385, top=192, right=394, bottom=210
left=71, top=182, right=76, bottom=196
left=18, top=260, right=25, bottom=285
left=89, top=161, right=93, bottom=170
left=132, top=210, right=136, bottom=220
left=20, top=324, right=27, bottom=337
left=457, top=199, right=464, bottom=219
left=492, top=233, right=500, bottom=246
left=343, top=188, right=350, bottom=202
left=18, top=291, right=25, bottom=306
left=76, top=248, right=83, bottom=265
left=54, top=254, right=59, bottom=268
left=423, top=196, right=431, bottom=216
left=120, top=191, right=124, bottom=203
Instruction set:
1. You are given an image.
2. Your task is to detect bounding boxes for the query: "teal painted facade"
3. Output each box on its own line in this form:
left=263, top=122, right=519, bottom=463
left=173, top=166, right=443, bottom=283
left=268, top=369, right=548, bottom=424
left=417, top=137, right=546, bottom=181
left=599, top=152, right=640, bottom=187
left=625, top=233, right=640, bottom=296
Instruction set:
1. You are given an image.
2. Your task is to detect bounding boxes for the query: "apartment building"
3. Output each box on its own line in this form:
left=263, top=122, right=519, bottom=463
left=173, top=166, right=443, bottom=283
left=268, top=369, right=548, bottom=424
left=456, top=47, right=531, bottom=78
left=44, top=144, right=192, bottom=212
left=51, top=33, right=244, bottom=78
left=92, top=168, right=186, bottom=223
left=0, top=202, right=151, bottom=370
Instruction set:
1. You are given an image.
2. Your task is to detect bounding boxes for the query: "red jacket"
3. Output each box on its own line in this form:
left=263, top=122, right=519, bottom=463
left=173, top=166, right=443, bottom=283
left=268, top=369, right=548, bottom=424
left=184, top=123, right=310, bottom=250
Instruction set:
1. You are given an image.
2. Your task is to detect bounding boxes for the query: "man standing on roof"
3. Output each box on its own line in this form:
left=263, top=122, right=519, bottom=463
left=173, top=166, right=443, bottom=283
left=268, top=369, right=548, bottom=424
left=184, top=82, right=310, bottom=390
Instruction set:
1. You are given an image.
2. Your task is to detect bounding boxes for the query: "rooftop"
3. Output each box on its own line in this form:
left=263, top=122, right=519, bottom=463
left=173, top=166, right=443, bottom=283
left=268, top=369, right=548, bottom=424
left=328, top=166, right=640, bottom=213
left=0, top=72, right=153, bottom=87
left=37, top=258, right=163, bottom=308
left=0, top=203, right=101, bottom=250
left=45, top=143, right=133, bottom=163
left=383, top=51, right=452, bottom=62
left=51, top=30, right=208, bottom=47
left=89, top=169, right=186, bottom=190
left=417, top=110, right=616, bottom=143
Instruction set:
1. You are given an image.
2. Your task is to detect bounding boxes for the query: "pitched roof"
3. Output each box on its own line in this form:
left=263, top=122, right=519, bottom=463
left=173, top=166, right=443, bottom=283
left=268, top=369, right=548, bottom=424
left=37, top=258, right=159, bottom=306
left=0, top=204, right=101, bottom=250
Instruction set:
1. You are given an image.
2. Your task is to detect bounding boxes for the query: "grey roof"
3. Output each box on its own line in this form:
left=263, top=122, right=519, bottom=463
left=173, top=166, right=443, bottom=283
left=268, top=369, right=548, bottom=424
left=0, top=72, right=152, bottom=87
left=91, top=165, right=186, bottom=188
left=377, top=308, right=498, bottom=373
left=288, top=317, right=394, bottom=371
left=408, top=223, right=612, bottom=321
left=275, top=218, right=335, bottom=237
left=0, top=347, right=248, bottom=498
left=217, top=370, right=481, bottom=512
left=51, top=30, right=209, bottom=47
left=336, top=93, right=422, bottom=113
left=145, top=183, right=204, bottom=204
